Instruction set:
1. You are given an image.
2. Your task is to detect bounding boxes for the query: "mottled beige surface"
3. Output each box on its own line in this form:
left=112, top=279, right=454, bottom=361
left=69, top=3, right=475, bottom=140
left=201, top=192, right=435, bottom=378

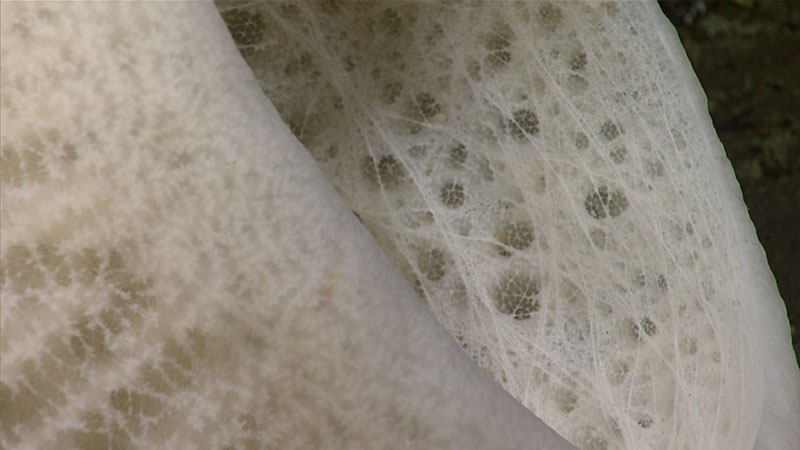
left=0, top=2, right=574, bottom=449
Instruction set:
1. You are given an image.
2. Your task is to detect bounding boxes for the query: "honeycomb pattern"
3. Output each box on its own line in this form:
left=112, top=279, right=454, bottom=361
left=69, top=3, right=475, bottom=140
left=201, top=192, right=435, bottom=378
left=418, top=248, right=446, bottom=282
left=440, top=181, right=465, bottom=209
left=507, top=109, right=540, bottom=139
left=494, top=272, right=540, bottom=320
left=584, top=186, right=629, bottom=219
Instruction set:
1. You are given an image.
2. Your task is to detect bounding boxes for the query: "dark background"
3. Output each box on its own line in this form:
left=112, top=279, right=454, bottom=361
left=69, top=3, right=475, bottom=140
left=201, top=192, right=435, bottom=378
left=659, top=0, right=799, bottom=365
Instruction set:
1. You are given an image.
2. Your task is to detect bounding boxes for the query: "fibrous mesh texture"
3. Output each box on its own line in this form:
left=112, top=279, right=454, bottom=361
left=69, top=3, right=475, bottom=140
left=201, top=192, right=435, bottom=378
left=218, top=2, right=765, bottom=449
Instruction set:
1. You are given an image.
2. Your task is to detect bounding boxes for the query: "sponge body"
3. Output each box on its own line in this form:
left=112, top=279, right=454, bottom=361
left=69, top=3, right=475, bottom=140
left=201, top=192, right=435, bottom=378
left=218, top=1, right=800, bottom=448
left=2, top=1, right=798, bottom=449
left=0, top=2, right=575, bottom=448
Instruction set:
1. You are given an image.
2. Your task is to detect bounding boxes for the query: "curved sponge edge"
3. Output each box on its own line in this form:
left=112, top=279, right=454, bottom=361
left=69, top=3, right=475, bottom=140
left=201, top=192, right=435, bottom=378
left=646, top=3, right=800, bottom=448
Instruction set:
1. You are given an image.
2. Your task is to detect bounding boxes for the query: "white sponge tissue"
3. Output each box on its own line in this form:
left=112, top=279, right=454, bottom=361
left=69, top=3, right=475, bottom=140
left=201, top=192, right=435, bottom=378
left=1, top=1, right=797, bottom=450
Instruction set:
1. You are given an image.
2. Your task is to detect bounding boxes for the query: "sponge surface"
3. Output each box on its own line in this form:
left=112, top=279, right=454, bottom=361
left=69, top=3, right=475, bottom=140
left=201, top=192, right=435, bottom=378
left=217, top=1, right=799, bottom=449
left=0, top=2, right=577, bottom=448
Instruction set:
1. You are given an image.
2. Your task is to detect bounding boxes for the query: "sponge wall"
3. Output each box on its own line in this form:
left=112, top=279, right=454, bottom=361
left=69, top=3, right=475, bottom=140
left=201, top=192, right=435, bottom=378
left=217, top=2, right=800, bottom=449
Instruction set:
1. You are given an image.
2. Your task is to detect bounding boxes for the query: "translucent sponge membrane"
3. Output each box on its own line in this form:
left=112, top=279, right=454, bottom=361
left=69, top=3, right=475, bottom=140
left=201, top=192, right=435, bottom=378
left=218, top=2, right=765, bottom=448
